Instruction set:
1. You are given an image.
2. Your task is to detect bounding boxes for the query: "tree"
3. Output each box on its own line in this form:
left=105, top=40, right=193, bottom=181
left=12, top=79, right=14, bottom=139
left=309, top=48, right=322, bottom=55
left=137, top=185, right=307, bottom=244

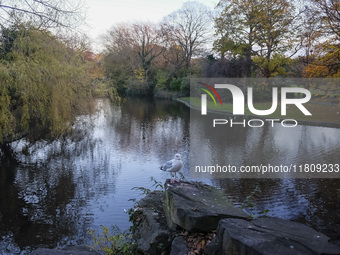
left=102, top=22, right=164, bottom=95
left=102, top=24, right=133, bottom=95
left=301, top=0, right=339, bottom=103
left=162, top=1, right=212, bottom=69
left=215, top=0, right=258, bottom=76
left=0, top=25, right=92, bottom=144
left=131, top=23, right=164, bottom=80
left=215, top=0, right=301, bottom=77
left=303, top=0, right=340, bottom=78
left=313, top=0, right=340, bottom=40
left=161, top=38, right=186, bottom=72
left=0, top=0, right=84, bottom=29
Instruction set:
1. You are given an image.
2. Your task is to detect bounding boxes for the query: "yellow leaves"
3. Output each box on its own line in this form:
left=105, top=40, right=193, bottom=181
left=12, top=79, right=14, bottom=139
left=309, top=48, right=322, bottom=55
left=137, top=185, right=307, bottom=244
left=303, top=44, right=339, bottom=78
left=302, top=42, right=339, bottom=102
left=133, top=67, right=145, bottom=82
left=303, top=65, right=329, bottom=78
left=88, top=61, right=104, bottom=80
left=332, top=70, right=340, bottom=78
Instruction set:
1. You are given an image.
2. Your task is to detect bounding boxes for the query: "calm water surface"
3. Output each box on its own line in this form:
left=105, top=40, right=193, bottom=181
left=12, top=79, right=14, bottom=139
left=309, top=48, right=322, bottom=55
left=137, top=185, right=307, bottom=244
left=0, top=97, right=339, bottom=253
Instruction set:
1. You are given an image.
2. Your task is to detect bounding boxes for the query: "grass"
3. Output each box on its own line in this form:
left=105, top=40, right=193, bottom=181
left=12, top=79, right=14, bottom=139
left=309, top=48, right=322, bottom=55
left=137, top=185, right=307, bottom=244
left=182, top=97, right=340, bottom=124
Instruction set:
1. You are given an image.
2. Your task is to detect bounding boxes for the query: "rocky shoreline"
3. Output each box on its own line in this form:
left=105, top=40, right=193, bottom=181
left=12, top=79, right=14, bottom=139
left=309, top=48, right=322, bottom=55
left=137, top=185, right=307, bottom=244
left=131, top=180, right=340, bottom=255
left=30, top=180, right=340, bottom=254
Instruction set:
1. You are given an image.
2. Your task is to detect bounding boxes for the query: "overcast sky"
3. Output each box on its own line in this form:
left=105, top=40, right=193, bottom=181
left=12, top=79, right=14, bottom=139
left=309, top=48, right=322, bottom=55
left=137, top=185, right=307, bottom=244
left=83, top=0, right=218, bottom=51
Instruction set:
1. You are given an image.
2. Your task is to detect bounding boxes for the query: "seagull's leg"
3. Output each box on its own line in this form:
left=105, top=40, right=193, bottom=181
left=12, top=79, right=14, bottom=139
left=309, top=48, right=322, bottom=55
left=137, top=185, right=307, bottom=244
left=175, top=172, right=180, bottom=182
left=170, top=173, right=174, bottom=183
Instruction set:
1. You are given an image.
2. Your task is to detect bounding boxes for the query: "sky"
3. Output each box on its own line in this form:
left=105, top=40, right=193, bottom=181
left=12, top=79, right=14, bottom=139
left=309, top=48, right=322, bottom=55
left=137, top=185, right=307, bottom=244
left=83, top=0, right=218, bottom=51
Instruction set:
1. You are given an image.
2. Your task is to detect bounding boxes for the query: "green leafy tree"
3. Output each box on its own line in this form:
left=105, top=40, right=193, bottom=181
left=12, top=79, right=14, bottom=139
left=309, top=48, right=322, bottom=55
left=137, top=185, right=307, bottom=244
left=215, top=0, right=301, bottom=77
left=215, top=0, right=259, bottom=76
left=253, top=0, right=300, bottom=77
left=0, top=25, right=92, bottom=144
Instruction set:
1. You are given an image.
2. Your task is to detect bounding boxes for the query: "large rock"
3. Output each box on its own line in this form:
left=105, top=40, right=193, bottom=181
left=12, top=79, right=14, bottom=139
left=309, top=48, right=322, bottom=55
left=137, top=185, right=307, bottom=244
left=170, top=236, right=189, bottom=255
left=132, top=190, right=171, bottom=255
left=164, top=180, right=248, bottom=232
left=206, top=217, right=340, bottom=255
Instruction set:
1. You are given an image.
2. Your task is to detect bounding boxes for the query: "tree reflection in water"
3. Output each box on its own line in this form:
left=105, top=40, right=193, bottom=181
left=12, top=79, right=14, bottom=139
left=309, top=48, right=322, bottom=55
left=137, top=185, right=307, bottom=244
left=0, top=97, right=190, bottom=253
left=190, top=110, right=340, bottom=244
left=0, top=97, right=339, bottom=253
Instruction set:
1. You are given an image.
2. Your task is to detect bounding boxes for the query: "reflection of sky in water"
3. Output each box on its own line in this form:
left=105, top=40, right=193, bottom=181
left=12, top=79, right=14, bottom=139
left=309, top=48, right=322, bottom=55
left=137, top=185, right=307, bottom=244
left=190, top=110, right=340, bottom=178
left=271, top=125, right=340, bottom=164
left=1, top=98, right=193, bottom=252
left=1, top=98, right=340, bottom=253
left=190, top=108, right=340, bottom=241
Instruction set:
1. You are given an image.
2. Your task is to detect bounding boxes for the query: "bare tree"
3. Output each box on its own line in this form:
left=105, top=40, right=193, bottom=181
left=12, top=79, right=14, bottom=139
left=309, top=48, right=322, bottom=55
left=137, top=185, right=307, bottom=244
left=61, top=32, right=92, bottom=53
left=0, top=0, right=85, bottom=29
left=162, top=1, right=213, bottom=68
left=103, top=22, right=163, bottom=79
left=131, top=23, right=164, bottom=77
left=102, top=23, right=132, bottom=53
left=311, top=0, right=340, bottom=40
left=161, top=39, right=186, bottom=71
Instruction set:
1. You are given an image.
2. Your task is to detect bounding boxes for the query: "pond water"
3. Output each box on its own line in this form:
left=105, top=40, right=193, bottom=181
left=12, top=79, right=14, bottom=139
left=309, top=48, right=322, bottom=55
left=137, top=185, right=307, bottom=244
left=0, top=97, right=339, bottom=253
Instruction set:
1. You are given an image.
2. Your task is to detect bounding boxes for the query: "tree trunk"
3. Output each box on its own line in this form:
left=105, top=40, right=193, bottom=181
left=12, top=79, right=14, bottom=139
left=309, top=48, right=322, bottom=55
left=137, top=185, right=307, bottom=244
left=245, top=45, right=253, bottom=77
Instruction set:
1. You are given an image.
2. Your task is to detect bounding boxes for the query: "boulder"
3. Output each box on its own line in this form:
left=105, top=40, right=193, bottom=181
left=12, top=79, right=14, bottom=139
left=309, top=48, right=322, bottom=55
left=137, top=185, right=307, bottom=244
left=164, top=180, right=248, bottom=232
left=132, top=190, right=171, bottom=255
left=206, top=217, right=340, bottom=255
left=170, top=236, right=189, bottom=255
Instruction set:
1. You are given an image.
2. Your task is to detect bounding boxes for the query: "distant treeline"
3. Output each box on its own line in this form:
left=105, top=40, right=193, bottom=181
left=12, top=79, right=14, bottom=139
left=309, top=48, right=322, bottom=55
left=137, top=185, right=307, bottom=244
left=100, top=0, right=339, bottom=98
left=0, top=0, right=339, bottom=146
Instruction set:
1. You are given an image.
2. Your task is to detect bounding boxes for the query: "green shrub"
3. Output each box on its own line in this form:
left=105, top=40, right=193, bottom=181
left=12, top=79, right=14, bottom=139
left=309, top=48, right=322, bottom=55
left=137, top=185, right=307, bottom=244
left=170, top=77, right=182, bottom=91
left=88, top=225, right=137, bottom=255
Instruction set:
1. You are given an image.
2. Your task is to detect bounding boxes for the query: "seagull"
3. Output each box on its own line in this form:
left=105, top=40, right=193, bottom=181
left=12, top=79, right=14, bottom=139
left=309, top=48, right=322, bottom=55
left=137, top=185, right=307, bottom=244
left=160, top=153, right=183, bottom=183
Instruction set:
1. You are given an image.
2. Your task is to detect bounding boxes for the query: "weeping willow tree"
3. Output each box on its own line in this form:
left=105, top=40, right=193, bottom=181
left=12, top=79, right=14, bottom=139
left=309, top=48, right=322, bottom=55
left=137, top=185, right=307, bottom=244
left=0, top=24, right=93, bottom=146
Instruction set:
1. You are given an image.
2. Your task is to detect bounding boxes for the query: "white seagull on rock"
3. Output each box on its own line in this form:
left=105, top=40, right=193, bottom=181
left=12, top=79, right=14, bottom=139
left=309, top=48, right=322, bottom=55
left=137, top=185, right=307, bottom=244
left=160, top=153, right=183, bottom=183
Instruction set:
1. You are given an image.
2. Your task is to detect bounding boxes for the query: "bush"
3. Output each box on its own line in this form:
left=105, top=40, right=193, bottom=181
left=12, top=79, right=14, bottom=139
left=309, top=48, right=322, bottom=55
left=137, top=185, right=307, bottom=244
left=88, top=225, right=137, bottom=255
left=155, top=69, right=169, bottom=90
left=170, top=78, right=182, bottom=91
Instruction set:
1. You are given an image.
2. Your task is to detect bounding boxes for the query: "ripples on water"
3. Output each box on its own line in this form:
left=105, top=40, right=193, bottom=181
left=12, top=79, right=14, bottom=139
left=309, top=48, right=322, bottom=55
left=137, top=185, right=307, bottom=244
left=0, top=97, right=339, bottom=253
